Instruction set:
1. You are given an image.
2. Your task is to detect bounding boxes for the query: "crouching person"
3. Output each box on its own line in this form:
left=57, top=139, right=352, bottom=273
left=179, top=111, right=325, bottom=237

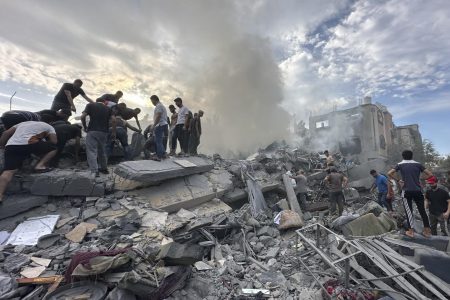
left=0, top=121, right=57, bottom=203
left=107, top=116, right=141, bottom=160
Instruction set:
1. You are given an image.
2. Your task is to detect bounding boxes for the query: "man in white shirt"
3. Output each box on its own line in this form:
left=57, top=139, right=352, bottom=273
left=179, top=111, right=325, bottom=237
left=171, top=97, right=190, bottom=155
left=0, top=121, right=58, bottom=202
left=150, top=95, right=168, bottom=161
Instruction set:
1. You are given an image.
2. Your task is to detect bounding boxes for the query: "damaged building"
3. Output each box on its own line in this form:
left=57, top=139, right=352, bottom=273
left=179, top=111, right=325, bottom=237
left=309, top=97, right=424, bottom=165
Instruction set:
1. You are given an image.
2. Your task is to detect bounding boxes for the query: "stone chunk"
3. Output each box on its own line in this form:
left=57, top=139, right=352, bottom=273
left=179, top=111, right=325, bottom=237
left=265, top=247, right=280, bottom=259
left=82, top=207, right=99, bottom=220
left=157, top=242, right=204, bottom=265
left=133, top=170, right=233, bottom=213
left=25, top=170, right=105, bottom=196
left=65, top=222, right=98, bottom=243
left=0, top=194, right=48, bottom=220
left=114, top=157, right=214, bottom=190
left=4, top=253, right=30, bottom=273
left=342, top=213, right=396, bottom=236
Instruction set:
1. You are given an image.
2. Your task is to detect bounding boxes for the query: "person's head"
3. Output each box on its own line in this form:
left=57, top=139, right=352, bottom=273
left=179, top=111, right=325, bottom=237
left=370, top=169, right=378, bottom=177
left=194, top=113, right=198, bottom=118
left=169, top=104, right=176, bottom=113
left=174, top=97, right=183, bottom=108
left=134, top=108, right=141, bottom=115
left=324, top=150, right=329, bottom=156
left=401, top=150, right=413, bottom=160
left=198, top=110, right=204, bottom=117
left=73, top=79, right=83, bottom=88
left=330, top=167, right=337, bottom=173
left=115, top=91, right=123, bottom=100
left=150, top=95, right=160, bottom=106
left=298, top=170, right=305, bottom=175
left=117, top=103, right=127, bottom=110
left=426, top=176, right=438, bottom=190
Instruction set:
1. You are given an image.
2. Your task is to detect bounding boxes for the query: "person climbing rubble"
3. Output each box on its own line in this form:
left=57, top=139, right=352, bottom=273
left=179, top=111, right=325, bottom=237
left=290, top=170, right=308, bottom=210
left=96, top=90, right=123, bottom=107
left=324, top=167, right=348, bottom=217
left=388, top=150, right=434, bottom=238
left=116, top=103, right=142, bottom=131
left=51, top=79, right=94, bottom=116
left=106, top=115, right=141, bottom=160
left=0, top=109, right=70, bottom=130
left=369, top=169, right=392, bottom=211
left=424, top=176, right=450, bottom=236
left=0, top=121, right=58, bottom=203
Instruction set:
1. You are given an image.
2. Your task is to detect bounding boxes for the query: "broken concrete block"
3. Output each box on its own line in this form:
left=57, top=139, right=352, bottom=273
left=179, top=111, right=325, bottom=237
left=0, top=194, right=48, bottom=220
left=65, top=222, right=98, bottom=243
left=342, top=213, right=396, bottom=236
left=19, top=170, right=105, bottom=196
left=20, top=266, right=46, bottom=278
left=82, top=207, right=99, bottom=220
left=157, top=242, right=204, bottom=265
left=176, top=209, right=197, bottom=220
left=133, top=170, right=233, bottom=213
left=4, top=253, right=30, bottom=273
left=356, top=201, right=384, bottom=217
left=265, top=247, right=280, bottom=259
left=113, top=157, right=214, bottom=190
left=190, top=198, right=232, bottom=218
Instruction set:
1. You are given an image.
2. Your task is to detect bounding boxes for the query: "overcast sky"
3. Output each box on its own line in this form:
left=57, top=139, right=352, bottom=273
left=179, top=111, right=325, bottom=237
left=1, top=0, right=449, bottom=155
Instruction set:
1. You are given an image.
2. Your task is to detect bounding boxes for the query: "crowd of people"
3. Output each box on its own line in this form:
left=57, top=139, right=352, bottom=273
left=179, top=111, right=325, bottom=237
left=290, top=149, right=450, bottom=237
left=0, top=79, right=205, bottom=202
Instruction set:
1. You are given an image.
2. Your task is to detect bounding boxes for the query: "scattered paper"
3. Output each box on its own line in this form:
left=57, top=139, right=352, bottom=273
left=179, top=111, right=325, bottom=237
left=7, top=215, right=59, bottom=246
left=20, top=266, right=46, bottom=278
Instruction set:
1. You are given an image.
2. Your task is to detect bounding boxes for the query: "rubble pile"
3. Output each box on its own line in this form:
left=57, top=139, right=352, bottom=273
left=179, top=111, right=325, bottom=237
left=1, top=144, right=449, bottom=299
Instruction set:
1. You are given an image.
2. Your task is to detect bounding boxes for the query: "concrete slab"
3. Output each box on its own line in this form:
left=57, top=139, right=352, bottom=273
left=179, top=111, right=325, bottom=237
left=9, top=170, right=106, bottom=196
left=113, top=157, right=214, bottom=190
left=342, top=212, right=396, bottom=237
left=0, top=194, right=48, bottom=220
left=223, top=182, right=280, bottom=204
left=348, top=158, right=387, bottom=181
left=190, top=198, right=232, bottom=218
left=132, top=169, right=233, bottom=213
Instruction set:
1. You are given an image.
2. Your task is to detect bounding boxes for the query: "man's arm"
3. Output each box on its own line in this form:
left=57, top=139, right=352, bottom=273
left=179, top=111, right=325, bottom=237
left=369, top=182, right=376, bottom=193
left=342, top=176, right=348, bottom=187
left=125, top=120, right=141, bottom=133
left=0, top=127, right=16, bottom=148
left=444, top=199, right=450, bottom=219
left=387, top=168, right=398, bottom=180
left=80, top=112, right=88, bottom=132
left=65, top=90, right=76, bottom=112
left=153, top=112, right=162, bottom=128
left=110, top=115, right=117, bottom=139
left=47, top=133, right=57, bottom=145
left=134, top=116, right=141, bottom=131
left=81, top=94, right=94, bottom=103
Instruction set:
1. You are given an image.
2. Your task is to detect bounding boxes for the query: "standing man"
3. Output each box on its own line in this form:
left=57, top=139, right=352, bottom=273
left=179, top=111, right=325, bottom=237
left=172, top=98, right=189, bottom=155
left=0, top=121, right=58, bottom=202
left=168, top=105, right=178, bottom=155
left=324, top=150, right=335, bottom=167
left=325, top=168, right=348, bottom=217
left=188, top=110, right=203, bottom=155
left=369, top=170, right=390, bottom=211
left=51, top=79, right=94, bottom=115
left=291, top=170, right=308, bottom=210
left=388, top=150, right=434, bottom=238
left=150, top=95, right=168, bottom=161
left=425, top=176, right=450, bottom=236
left=81, top=102, right=116, bottom=177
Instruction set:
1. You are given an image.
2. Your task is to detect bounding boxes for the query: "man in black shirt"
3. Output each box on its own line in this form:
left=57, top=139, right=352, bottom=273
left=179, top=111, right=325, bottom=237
left=51, top=79, right=94, bottom=116
left=116, top=103, right=141, bottom=131
left=53, top=123, right=82, bottom=161
left=81, top=102, right=116, bottom=177
left=425, top=176, right=450, bottom=236
left=96, top=91, right=123, bottom=105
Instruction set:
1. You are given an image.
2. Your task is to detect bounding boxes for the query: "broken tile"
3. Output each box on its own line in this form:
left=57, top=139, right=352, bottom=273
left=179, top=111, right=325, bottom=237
left=20, top=266, right=46, bottom=278
left=30, top=257, right=52, bottom=267
left=65, top=222, right=98, bottom=243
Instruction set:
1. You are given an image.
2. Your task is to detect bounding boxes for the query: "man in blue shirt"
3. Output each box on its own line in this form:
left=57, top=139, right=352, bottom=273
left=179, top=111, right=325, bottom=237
left=370, top=169, right=390, bottom=211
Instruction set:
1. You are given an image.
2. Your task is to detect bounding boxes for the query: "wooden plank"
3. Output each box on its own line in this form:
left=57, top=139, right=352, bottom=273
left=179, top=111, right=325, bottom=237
left=354, top=241, right=427, bottom=299
left=372, top=239, right=450, bottom=299
left=330, top=245, right=408, bottom=300
left=282, top=174, right=303, bottom=218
